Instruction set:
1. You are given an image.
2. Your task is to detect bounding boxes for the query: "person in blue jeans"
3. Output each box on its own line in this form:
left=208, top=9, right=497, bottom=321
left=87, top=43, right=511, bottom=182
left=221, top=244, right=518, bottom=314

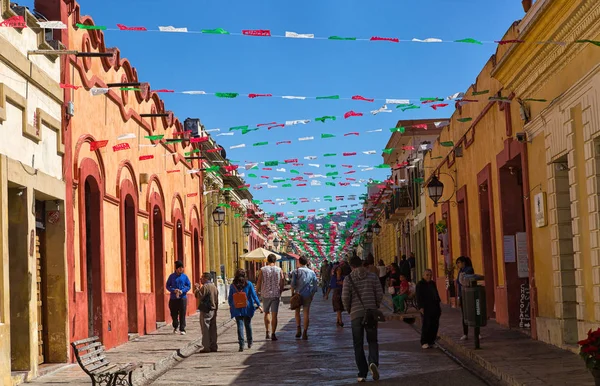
left=228, top=269, right=262, bottom=352
left=291, top=256, right=318, bottom=340
left=166, top=261, right=191, bottom=334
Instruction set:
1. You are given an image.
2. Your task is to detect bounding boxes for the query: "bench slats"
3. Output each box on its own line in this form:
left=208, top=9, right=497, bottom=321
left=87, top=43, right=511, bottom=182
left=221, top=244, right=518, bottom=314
left=72, top=336, right=100, bottom=347
left=78, top=342, right=103, bottom=354
left=85, top=359, right=112, bottom=373
left=81, top=354, right=106, bottom=367
left=72, top=336, right=138, bottom=383
left=91, top=363, right=118, bottom=375
left=79, top=347, right=106, bottom=361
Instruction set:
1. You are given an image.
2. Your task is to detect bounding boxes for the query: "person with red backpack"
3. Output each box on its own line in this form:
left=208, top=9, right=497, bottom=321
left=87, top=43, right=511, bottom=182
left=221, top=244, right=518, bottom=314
left=228, top=269, right=262, bottom=352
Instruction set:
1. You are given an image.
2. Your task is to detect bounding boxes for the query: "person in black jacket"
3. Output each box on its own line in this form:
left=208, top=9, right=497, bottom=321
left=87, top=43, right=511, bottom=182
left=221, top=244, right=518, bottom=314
left=416, top=269, right=441, bottom=349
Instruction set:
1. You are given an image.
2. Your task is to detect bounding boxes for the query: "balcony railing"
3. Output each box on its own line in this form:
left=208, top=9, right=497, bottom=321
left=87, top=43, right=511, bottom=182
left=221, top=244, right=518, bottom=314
left=390, top=187, right=412, bottom=213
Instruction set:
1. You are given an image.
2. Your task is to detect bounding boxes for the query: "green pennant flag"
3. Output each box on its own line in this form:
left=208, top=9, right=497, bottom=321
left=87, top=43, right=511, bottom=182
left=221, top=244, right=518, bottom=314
left=375, top=164, right=391, bottom=169
left=455, top=38, right=483, bottom=45
left=253, top=142, right=268, bottom=146
left=472, top=90, right=489, bottom=96
left=204, top=165, right=219, bottom=172
left=252, top=200, right=261, bottom=204
left=329, top=207, right=337, bottom=211
left=324, top=153, right=336, bottom=157
left=282, top=184, right=292, bottom=188
left=401, top=105, right=420, bottom=112
left=390, top=127, right=406, bottom=134
left=290, top=201, right=298, bottom=205
left=576, top=40, right=600, bottom=47
left=315, top=116, right=336, bottom=123
left=217, top=203, right=231, bottom=208
left=221, top=187, right=233, bottom=191
left=234, top=213, right=242, bottom=218
left=184, top=149, right=201, bottom=156
left=321, top=133, right=335, bottom=138
left=242, top=128, right=259, bottom=135
left=326, top=172, right=338, bottom=177
left=441, top=141, right=454, bottom=147
left=265, top=161, right=279, bottom=166
left=239, top=187, right=249, bottom=190
left=299, top=210, right=305, bottom=213
left=329, top=36, right=357, bottom=41
left=248, top=173, right=257, bottom=178
left=120, top=87, right=140, bottom=91
left=273, top=179, right=285, bottom=183
left=431, top=156, right=444, bottom=159
left=382, top=148, right=394, bottom=154
left=216, top=92, right=238, bottom=98
left=250, top=165, right=259, bottom=170
left=166, top=139, right=183, bottom=143
left=523, top=98, right=547, bottom=102
left=326, top=182, right=335, bottom=187
left=145, top=135, right=164, bottom=141
left=316, top=95, right=340, bottom=100
left=325, top=164, right=336, bottom=168
left=290, top=170, right=300, bottom=174
left=229, top=125, right=248, bottom=131
left=457, top=117, right=473, bottom=123
left=202, top=28, right=230, bottom=34
left=76, top=23, right=107, bottom=30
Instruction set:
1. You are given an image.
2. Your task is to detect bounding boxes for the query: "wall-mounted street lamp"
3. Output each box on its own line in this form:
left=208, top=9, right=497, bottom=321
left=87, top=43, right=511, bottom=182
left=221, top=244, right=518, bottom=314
left=365, top=226, right=373, bottom=240
left=427, top=175, right=444, bottom=207
left=242, top=221, right=252, bottom=237
left=212, top=207, right=226, bottom=226
left=372, top=222, right=381, bottom=236
left=273, top=238, right=280, bottom=250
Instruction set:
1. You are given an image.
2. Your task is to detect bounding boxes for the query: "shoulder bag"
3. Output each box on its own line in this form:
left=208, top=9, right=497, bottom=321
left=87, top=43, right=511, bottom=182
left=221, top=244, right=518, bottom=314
left=290, top=270, right=309, bottom=310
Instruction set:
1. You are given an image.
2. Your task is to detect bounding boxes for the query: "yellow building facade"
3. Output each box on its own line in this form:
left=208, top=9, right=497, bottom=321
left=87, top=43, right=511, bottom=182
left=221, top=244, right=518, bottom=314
left=493, top=0, right=600, bottom=348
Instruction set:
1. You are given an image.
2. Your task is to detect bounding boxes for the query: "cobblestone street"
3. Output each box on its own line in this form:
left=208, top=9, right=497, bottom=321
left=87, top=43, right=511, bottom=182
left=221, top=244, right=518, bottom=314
left=154, top=293, right=486, bottom=385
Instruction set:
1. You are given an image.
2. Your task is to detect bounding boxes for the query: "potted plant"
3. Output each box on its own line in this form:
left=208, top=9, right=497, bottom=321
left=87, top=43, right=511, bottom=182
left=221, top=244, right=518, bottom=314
left=578, top=328, right=600, bottom=385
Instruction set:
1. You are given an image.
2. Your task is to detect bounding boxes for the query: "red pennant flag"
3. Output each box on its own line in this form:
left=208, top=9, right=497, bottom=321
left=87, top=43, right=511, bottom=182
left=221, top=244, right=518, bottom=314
left=186, top=193, right=198, bottom=198
left=173, top=130, right=192, bottom=136
left=344, top=110, right=363, bottom=119
left=351, top=95, right=375, bottom=102
left=60, top=83, right=81, bottom=90
left=304, top=172, right=314, bottom=176
left=167, top=170, right=180, bottom=173
left=249, top=93, right=273, bottom=98
left=268, top=124, right=285, bottom=130
left=113, top=143, right=130, bottom=152
left=308, top=209, right=316, bottom=213
left=139, top=155, right=154, bottom=161
left=343, top=152, right=357, bottom=156
left=225, top=165, right=239, bottom=171
left=89, top=140, right=108, bottom=151
left=344, top=132, right=360, bottom=136
left=370, top=36, right=399, bottom=43
left=277, top=141, right=292, bottom=145
left=342, top=165, right=353, bottom=168
left=285, top=159, right=298, bottom=164
left=117, top=24, right=147, bottom=31
left=190, top=137, right=210, bottom=143
left=292, top=177, right=303, bottom=181
left=402, top=146, right=415, bottom=150
left=254, top=186, right=263, bottom=190
left=346, top=178, right=356, bottom=181
left=293, top=163, right=303, bottom=167
left=339, top=182, right=350, bottom=186
left=344, top=170, right=356, bottom=174
left=495, top=39, right=525, bottom=45
left=207, top=148, right=223, bottom=153
left=242, top=29, right=271, bottom=36
left=262, top=168, right=272, bottom=171
left=261, top=176, right=270, bottom=179
left=431, top=103, right=448, bottom=110
left=413, top=123, right=428, bottom=130
left=257, top=122, right=277, bottom=127
left=151, top=89, right=175, bottom=93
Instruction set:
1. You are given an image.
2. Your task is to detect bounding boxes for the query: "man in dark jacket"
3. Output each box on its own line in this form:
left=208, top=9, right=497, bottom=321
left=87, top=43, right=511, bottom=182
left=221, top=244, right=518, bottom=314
left=399, top=255, right=412, bottom=282
left=166, top=261, right=191, bottom=335
left=194, top=272, right=219, bottom=352
left=342, top=256, right=384, bottom=383
left=416, top=269, right=441, bottom=349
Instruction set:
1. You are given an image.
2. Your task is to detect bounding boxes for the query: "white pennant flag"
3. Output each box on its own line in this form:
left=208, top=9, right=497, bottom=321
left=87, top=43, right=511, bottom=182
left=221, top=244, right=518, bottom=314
left=434, top=121, right=450, bottom=129
left=218, top=133, right=234, bottom=136
left=187, top=169, right=200, bottom=174
left=230, top=144, right=246, bottom=149
left=245, top=163, right=259, bottom=170
left=206, top=128, right=220, bottom=132
left=370, top=105, right=392, bottom=115
left=159, top=26, right=188, bottom=33
left=285, top=31, right=315, bottom=39
left=304, top=156, right=318, bottom=160
left=363, top=150, right=377, bottom=155
left=447, top=92, right=465, bottom=100
left=298, top=136, right=314, bottom=141
left=182, top=91, right=207, bottom=95
left=412, top=38, right=443, bottom=43
left=361, top=167, right=374, bottom=171
left=117, top=133, right=136, bottom=141
left=38, top=21, right=67, bottom=29
left=386, top=99, right=410, bottom=105
left=351, top=184, right=361, bottom=187
left=311, top=180, right=321, bottom=186
left=276, top=168, right=286, bottom=172
left=366, top=129, right=383, bottom=133
left=267, top=185, right=278, bottom=189
left=90, top=87, right=109, bottom=96
left=282, top=96, right=307, bottom=100
left=309, top=164, right=320, bottom=168
left=286, top=119, right=310, bottom=125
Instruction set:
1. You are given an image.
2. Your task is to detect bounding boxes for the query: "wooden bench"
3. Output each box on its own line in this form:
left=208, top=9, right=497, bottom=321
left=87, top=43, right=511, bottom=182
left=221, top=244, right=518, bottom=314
left=71, top=337, right=141, bottom=386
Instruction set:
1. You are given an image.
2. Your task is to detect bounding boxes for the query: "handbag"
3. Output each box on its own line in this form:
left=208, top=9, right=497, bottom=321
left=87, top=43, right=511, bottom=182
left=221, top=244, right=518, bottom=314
left=290, top=270, right=310, bottom=310
left=388, top=286, right=396, bottom=295
left=347, top=275, right=385, bottom=328
left=232, top=285, right=248, bottom=309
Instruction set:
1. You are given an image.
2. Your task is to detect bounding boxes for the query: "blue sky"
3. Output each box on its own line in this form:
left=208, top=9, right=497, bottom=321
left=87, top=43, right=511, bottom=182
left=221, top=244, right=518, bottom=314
left=26, top=0, right=524, bottom=217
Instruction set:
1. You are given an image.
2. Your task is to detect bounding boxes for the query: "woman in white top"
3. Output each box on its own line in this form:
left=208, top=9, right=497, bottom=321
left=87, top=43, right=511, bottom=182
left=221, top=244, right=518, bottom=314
left=377, top=260, right=388, bottom=291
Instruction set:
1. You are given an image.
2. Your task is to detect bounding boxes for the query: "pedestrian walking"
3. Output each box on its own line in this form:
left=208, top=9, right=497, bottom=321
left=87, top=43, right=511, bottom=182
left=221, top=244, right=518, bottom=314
left=416, top=269, right=442, bottom=349
left=365, top=254, right=379, bottom=276
left=320, top=260, right=332, bottom=296
left=377, top=260, right=387, bottom=292
left=166, top=261, right=191, bottom=335
left=342, top=256, right=384, bottom=383
left=194, top=272, right=219, bottom=353
left=325, top=264, right=346, bottom=327
left=290, top=255, right=318, bottom=340
left=456, top=256, right=476, bottom=341
left=408, top=252, right=416, bottom=284
left=256, top=253, right=285, bottom=341
left=228, top=269, right=262, bottom=352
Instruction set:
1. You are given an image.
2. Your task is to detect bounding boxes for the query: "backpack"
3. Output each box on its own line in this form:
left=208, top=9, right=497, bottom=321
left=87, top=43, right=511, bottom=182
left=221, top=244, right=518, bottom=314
left=232, top=285, right=248, bottom=309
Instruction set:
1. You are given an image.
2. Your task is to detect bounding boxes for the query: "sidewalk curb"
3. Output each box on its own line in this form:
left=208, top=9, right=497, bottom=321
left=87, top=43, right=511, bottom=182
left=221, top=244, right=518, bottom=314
left=134, top=316, right=236, bottom=385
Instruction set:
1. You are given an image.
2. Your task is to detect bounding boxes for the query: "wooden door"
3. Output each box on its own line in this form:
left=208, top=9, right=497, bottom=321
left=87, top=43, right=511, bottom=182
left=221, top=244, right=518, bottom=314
left=35, top=233, right=45, bottom=364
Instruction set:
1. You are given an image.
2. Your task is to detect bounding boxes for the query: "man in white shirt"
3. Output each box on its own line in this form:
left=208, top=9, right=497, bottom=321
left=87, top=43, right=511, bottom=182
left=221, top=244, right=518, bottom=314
left=256, top=254, right=285, bottom=341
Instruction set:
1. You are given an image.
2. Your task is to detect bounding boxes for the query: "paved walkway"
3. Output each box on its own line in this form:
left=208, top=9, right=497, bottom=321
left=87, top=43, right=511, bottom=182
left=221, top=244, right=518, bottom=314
left=380, top=296, right=594, bottom=386
left=29, top=307, right=235, bottom=385
left=155, top=293, right=486, bottom=385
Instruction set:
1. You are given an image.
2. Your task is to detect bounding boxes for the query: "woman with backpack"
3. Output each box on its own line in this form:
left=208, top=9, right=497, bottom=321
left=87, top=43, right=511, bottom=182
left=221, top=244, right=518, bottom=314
left=228, top=269, right=263, bottom=352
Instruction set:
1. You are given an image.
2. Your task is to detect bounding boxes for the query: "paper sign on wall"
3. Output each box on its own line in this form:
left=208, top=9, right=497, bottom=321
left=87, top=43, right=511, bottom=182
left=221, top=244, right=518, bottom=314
left=516, top=232, right=529, bottom=278
left=503, top=235, right=516, bottom=263
left=534, top=192, right=547, bottom=228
